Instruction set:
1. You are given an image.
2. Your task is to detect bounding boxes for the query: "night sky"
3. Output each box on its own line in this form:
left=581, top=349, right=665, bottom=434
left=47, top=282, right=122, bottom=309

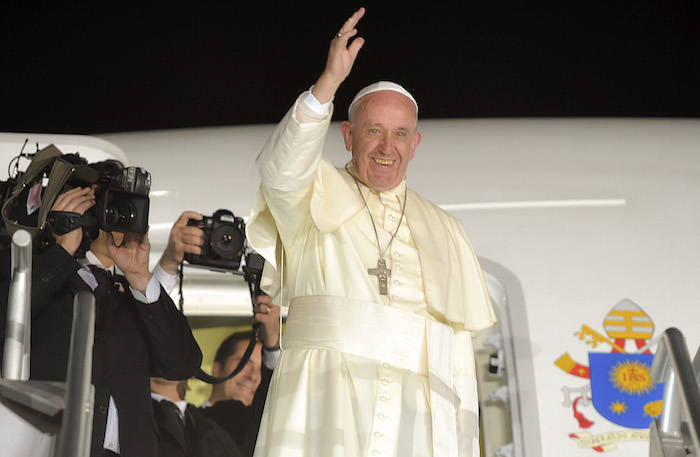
left=3, top=2, right=700, bottom=134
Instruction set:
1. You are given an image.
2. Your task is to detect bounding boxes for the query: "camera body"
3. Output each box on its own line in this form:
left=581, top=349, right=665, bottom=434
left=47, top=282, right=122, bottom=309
left=1, top=148, right=152, bottom=255
left=90, top=165, right=151, bottom=234
left=185, top=209, right=246, bottom=271
left=60, top=157, right=151, bottom=235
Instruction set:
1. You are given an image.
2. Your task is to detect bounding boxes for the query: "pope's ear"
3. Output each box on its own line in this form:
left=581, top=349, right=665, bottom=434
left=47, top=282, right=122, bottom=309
left=211, top=361, right=222, bottom=377
left=410, top=131, right=422, bottom=159
left=341, top=121, right=353, bottom=152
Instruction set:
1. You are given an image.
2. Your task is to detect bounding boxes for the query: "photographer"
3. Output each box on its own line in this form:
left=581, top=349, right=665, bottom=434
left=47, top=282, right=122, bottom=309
left=24, top=184, right=202, bottom=457
left=158, top=211, right=280, bottom=457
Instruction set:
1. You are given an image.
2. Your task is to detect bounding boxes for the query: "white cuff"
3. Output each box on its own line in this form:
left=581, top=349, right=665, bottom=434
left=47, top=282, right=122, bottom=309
left=130, top=275, right=162, bottom=303
left=263, top=346, right=281, bottom=369
left=153, top=262, right=177, bottom=295
left=303, top=85, right=333, bottom=116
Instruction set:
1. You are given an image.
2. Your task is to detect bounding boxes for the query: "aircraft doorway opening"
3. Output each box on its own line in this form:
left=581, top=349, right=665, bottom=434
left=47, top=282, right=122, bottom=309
left=475, top=259, right=540, bottom=457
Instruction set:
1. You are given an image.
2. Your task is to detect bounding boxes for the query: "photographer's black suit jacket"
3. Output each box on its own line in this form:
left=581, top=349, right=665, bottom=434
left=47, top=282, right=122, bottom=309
left=27, top=244, right=202, bottom=457
left=152, top=399, right=244, bottom=457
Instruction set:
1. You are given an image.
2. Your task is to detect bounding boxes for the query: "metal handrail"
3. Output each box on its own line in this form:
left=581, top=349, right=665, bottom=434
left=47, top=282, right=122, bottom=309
left=1, top=229, right=96, bottom=456
left=694, top=344, right=700, bottom=388
left=649, top=327, right=700, bottom=456
left=54, top=291, right=95, bottom=457
left=2, top=229, right=33, bottom=380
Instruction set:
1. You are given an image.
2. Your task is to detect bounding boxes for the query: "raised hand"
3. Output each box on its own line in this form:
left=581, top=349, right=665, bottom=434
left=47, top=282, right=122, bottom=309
left=50, top=186, right=96, bottom=256
left=312, top=7, right=366, bottom=104
left=253, top=294, right=281, bottom=349
left=159, top=211, right=205, bottom=275
left=107, top=231, right=153, bottom=292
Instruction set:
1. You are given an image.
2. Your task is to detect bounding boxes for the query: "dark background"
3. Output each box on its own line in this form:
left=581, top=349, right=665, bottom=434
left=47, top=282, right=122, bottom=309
left=3, top=2, right=700, bottom=134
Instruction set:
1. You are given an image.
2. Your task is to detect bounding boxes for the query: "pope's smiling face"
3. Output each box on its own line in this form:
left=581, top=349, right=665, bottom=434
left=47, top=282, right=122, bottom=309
left=341, top=91, right=421, bottom=192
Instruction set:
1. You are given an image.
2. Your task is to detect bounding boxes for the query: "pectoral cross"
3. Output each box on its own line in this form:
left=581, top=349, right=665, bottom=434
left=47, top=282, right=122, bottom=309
left=368, top=257, right=391, bottom=295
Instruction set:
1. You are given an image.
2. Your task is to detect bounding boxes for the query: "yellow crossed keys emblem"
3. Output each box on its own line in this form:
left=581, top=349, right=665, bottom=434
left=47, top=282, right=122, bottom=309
left=575, top=325, right=627, bottom=353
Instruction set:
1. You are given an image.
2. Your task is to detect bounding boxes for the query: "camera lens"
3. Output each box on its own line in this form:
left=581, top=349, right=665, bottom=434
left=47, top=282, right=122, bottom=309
left=210, top=224, right=244, bottom=259
left=104, top=197, right=136, bottom=230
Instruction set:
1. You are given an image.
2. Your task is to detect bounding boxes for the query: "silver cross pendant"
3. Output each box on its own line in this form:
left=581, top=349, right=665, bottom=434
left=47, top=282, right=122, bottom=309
left=368, top=257, right=391, bottom=295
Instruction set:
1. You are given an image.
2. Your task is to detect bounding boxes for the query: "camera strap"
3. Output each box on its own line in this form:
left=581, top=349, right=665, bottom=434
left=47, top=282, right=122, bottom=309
left=46, top=211, right=98, bottom=235
left=194, top=329, right=259, bottom=384
left=1, top=144, right=96, bottom=239
left=2, top=145, right=71, bottom=238
left=178, top=259, right=263, bottom=385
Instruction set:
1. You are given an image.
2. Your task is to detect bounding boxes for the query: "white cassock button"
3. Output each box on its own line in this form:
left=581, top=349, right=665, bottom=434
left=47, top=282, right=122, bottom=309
left=393, top=251, right=399, bottom=257
left=394, top=264, right=402, bottom=270
left=380, top=396, right=389, bottom=402
left=391, top=295, right=398, bottom=300
left=382, top=363, right=390, bottom=368
left=374, top=432, right=383, bottom=438
left=381, top=379, right=390, bottom=385
left=377, top=413, right=385, bottom=419
left=372, top=451, right=379, bottom=456
left=393, top=280, right=399, bottom=285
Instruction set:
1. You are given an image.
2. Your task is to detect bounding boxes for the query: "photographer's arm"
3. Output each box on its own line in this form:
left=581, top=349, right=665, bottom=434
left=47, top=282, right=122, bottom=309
left=158, top=211, right=205, bottom=276
left=109, top=230, right=203, bottom=377
left=139, top=287, right=203, bottom=380
left=107, top=231, right=153, bottom=294
left=150, top=211, right=206, bottom=296
left=253, top=294, right=281, bottom=369
left=29, top=187, right=95, bottom=312
left=50, top=186, right=96, bottom=256
left=0, top=248, right=68, bottom=333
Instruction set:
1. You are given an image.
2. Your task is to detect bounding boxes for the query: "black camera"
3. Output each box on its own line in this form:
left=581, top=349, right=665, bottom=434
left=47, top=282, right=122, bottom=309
left=2, top=146, right=152, bottom=257
left=89, top=162, right=151, bottom=234
left=49, top=158, right=151, bottom=235
left=185, top=209, right=246, bottom=271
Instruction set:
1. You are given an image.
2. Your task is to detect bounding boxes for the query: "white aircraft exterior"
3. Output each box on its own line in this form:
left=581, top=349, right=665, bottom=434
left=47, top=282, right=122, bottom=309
left=2, top=117, right=699, bottom=456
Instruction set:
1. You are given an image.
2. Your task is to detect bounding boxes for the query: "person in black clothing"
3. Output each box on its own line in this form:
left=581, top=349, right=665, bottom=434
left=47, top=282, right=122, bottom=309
left=151, top=208, right=280, bottom=456
left=4, top=185, right=202, bottom=457
left=151, top=377, right=243, bottom=457
left=200, top=295, right=280, bottom=457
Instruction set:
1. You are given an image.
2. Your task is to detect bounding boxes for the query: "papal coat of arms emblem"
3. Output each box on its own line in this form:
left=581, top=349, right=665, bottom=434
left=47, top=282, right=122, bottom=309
left=554, top=299, right=664, bottom=452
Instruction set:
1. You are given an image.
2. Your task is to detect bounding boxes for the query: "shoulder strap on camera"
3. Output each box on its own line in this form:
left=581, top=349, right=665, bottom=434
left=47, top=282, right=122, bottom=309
left=2, top=145, right=75, bottom=238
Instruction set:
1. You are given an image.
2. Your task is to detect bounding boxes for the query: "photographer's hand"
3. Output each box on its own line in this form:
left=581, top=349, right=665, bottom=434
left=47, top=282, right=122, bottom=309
left=50, top=186, right=96, bottom=256
left=159, top=211, right=205, bottom=275
left=253, top=294, right=280, bottom=349
left=107, top=231, right=153, bottom=293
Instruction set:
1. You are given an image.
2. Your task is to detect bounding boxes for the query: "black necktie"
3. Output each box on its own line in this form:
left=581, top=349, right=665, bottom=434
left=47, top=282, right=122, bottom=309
left=164, top=400, right=185, bottom=422
left=161, top=400, right=191, bottom=448
left=87, top=265, right=114, bottom=289
left=87, top=265, right=115, bottom=329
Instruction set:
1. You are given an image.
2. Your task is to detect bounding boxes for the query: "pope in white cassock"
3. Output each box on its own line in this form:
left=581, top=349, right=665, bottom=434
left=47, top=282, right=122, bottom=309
left=246, top=8, right=496, bottom=457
